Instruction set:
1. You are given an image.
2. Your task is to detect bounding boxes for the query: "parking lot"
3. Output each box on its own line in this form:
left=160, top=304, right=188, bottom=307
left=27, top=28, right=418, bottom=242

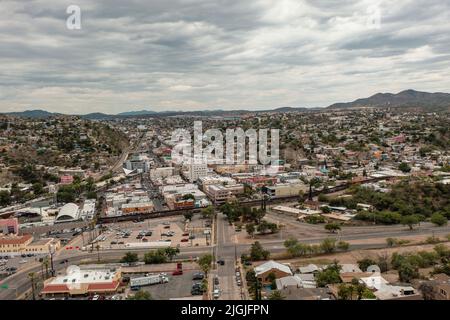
left=0, top=253, right=47, bottom=279
left=94, top=216, right=209, bottom=250
left=124, top=266, right=204, bottom=300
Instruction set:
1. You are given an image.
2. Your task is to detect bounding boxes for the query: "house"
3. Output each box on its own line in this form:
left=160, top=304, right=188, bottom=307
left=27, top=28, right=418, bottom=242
left=254, top=260, right=293, bottom=284
left=278, top=287, right=334, bottom=300
left=419, top=274, right=450, bottom=300
left=298, top=264, right=321, bottom=274
left=340, top=264, right=362, bottom=274
left=360, top=273, right=420, bottom=300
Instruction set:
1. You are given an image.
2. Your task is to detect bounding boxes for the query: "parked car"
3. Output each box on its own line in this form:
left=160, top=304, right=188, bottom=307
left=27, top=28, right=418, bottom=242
left=182, top=233, right=189, bottom=237
left=181, top=238, right=189, bottom=242
left=217, top=259, right=225, bottom=266
left=214, top=276, right=219, bottom=285
left=192, top=272, right=205, bottom=280
left=213, top=289, right=220, bottom=299
left=172, top=269, right=183, bottom=276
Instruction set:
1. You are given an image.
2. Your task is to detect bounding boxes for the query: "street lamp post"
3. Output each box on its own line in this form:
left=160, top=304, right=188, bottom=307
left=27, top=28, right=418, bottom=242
left=48, top=244, right=55, bottom=277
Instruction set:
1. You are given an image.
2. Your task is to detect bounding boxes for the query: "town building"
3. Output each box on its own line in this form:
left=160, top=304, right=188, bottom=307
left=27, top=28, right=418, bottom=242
left=0, top=234, right=60, bottom=255
left=41, top=266, right=122, bottom=297
left=0, top=218, right=19, bottom=235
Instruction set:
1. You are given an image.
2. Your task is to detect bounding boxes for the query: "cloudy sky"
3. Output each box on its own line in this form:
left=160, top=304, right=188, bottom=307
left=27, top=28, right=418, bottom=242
left=0, top=0, right=449, bottom=114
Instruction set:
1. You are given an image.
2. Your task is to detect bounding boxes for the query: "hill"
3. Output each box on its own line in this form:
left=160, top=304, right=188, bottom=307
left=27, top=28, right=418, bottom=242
left=327, top=90, right=450, bottom=110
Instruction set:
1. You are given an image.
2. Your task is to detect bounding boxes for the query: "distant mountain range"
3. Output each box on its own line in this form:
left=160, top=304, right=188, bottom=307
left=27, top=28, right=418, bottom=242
left=327, top=89, right=450, bottom=110
left=2, top=90, right=449, bottom=119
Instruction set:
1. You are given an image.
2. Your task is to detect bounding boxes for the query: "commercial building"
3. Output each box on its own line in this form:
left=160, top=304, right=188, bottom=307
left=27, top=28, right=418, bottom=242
left=41, top=266, right=122, bottom=297
left=161, top=184, right=209, bottom=209
left=262, top=183, right=308, bottom=198
left=0, top=218, right=19, bottom=235
left=124, top=153, right=150, bottom=173
left=0, top=234, right=60, bottom=256
left=150, top=167, right=174, bottom=180
left=80, top=200, right=96, bottom=220
left=121, top=202, right=154, bottom=215
left=186, top=162, right=208, bottom=183
left=204, top=184, right=245, bottom=204
left=198, top=176, right=236, bottom=191
left=232, top=174, right=278, bottom=188
left=55, top=203, right=80, bottom=223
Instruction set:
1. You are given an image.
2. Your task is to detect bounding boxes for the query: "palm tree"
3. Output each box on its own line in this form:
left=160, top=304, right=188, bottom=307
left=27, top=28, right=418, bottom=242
left=95, top=244, right=101, bottom=262
left=41, top=257, right=49, bottom=280
left=28, top=272, right=37, bottom=300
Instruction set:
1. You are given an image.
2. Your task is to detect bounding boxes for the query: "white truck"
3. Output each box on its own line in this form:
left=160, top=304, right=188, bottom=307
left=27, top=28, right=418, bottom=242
left=130, top=273, right=169, bottom=290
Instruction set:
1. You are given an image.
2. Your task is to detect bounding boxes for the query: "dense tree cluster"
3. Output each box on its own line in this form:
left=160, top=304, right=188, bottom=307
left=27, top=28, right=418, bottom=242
left=324, top=180, right=450, bottom=225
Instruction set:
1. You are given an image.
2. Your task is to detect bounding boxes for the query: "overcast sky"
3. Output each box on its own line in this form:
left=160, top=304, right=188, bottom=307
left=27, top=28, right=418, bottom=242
left=0, top=0, right=449, bottom=114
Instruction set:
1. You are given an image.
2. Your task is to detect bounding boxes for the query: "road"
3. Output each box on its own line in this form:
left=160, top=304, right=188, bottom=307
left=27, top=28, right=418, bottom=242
left=213, top=212, right=241, bottom=300
left=0, top=246, right=211, bottom=300
left=2, top=218, right=448, bottom=300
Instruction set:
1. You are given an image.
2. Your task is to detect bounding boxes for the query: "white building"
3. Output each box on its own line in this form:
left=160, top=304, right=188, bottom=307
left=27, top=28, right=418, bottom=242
left=187, top=163, right=208, bottom=183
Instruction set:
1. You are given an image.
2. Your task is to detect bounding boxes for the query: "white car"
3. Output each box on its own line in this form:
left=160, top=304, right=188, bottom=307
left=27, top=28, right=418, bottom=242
left=92, top=295, right=100, bottom=300
left=213, top=289, right=220, bottom=299
left=19, top=259, right=28, bottom=264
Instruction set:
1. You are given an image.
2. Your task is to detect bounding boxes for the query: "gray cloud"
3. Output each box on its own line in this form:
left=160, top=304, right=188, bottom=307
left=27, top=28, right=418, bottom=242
left=0, top=0, right=449, bottom=114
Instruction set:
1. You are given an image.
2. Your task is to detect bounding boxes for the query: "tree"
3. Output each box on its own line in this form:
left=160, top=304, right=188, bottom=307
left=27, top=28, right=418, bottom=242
left=250, top=241, right=270, bottom=261
left=266, top=272, right=277, bottom=290
left=399, top=162, right=411, bottom=173
left=320, top=238, right=336, bottom=253
left=164, top=247, right=180, bottom=261
left=28, top=272, right=37, bottom=300
left=398, top=263, right=419, bottom=283
left=144, top=249, right=167, bottom=264
left=325, top=223, right=341, bottom=233
left=430, top=213, right=448, bottom=227
left=32, top=182, right=44, bottom=195
left=201, top=205, right=214, bottom=219
left=268, top=290, right=285, bottom=300
left=316, top=262, right=342, bottom=287
left=337, top=241, right=350, bottom=251
left=321, top=206, right=331, bottom=214
left=182, top=193, right=195, bottom=201
left=338, top=283, right=354, bottom=300
left=127, top=290, right=152, bottom=300
left=419, top=283, right=435, bottom=300
left=183, top=212, right=193, bottom=220
left=120, top=252, right=139, bottom=264
left=401, top=215, right=420, bottom=230
left=357, top=258, right=377, bottom=272
left=0, top=191, right=11, bottom=206
left=246, top=223, right=256, bottom=238
left=197, top=254, right=213, bottom=276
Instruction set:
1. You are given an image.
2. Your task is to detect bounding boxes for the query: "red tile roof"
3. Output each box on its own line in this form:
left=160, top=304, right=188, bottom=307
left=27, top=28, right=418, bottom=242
left=41, top=284, right=69, bottom=294
left=0, top=234, right=32, bottom=245
left=88, top=281, right=119, bottom=292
